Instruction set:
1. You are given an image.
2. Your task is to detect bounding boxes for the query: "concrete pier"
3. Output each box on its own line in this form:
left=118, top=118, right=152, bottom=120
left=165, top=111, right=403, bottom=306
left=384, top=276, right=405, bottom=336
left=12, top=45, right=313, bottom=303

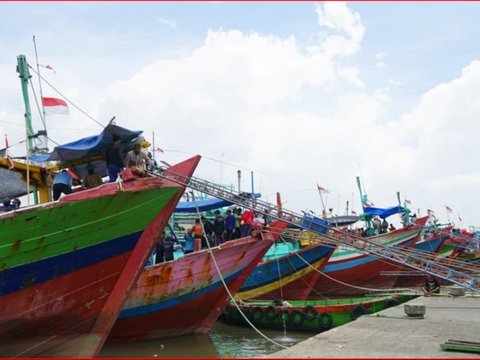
left=268, top=295, right=480, bottom=358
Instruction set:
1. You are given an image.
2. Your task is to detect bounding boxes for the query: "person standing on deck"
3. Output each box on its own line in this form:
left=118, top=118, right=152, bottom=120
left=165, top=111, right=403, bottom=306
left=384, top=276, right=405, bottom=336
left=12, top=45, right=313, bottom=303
left=52, top=169, right=73, bottom=201
left=201, top=216, right=215, bottom=246
left=224, top=209, right=236, bottom=241
left=240, top=208, right=254, bottom=237
left=213, top=210, right=225, bottom=245
left=105, top=134, right=124, bottom=182
left=232, top=208, right=242, bottom=239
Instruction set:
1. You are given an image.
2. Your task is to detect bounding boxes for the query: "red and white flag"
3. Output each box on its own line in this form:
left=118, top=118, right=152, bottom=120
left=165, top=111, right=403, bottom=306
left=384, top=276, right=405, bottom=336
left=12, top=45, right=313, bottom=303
left=39, top=64, right=56, bottom=73
left=4, top=134, right=14, bottom=169
left=317, top=184, right=329, bottom=193
left=445, top=205, right=453, bottom=213
left=155, top=147, right=165, bottom=153
left=404, top=199, right=412, bottom=205
left=363, top=200, right=374, bottom=207
left=351, top=210, right=357, bottom=215
left=42, top=97, right=69, bottom=114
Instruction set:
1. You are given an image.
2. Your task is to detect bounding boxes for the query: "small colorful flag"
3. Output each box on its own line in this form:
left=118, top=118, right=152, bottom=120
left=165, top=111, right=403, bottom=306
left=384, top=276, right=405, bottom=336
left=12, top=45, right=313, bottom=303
left=42, top=97, right=69, bottom=114
left=404, top=199, right=412, bottom=205
left=445, top=205, right=453, bottom=213
left=458, top=215, right=462, bottom=222
left=39, top=64, right=56, bottom=73
left=351, top=210, right=357, bottom=215
left=4, top=134, right=14, bottom=169
left=317, top=184, right=329, bottom=193
left=155, top=147, right=165, bottom=153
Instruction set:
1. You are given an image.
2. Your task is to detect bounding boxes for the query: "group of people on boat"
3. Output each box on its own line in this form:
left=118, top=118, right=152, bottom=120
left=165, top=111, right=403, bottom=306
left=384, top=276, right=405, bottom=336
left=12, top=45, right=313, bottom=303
left=187, top=207, right=271, bottom=250
left=50, top=134, right=156, bottom=200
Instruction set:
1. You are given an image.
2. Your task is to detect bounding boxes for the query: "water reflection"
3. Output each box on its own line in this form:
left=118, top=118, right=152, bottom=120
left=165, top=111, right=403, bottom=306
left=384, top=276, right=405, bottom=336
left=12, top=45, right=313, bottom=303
left=100, top=321, right=313, bottom=358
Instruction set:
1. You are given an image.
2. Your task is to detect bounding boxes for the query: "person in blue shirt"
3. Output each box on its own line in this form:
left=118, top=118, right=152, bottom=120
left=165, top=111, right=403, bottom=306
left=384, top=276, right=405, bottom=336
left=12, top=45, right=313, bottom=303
left=52, top=169, right=73, bottom=200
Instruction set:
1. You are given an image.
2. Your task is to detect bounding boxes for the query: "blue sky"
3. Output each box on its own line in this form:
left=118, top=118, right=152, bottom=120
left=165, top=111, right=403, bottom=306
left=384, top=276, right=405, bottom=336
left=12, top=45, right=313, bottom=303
left=1, top=2, right=479, bottom=227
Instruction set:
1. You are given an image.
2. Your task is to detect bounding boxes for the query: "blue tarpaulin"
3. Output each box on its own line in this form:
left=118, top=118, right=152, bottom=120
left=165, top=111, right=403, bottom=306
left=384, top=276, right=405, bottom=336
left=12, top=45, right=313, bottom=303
left=362, top=206, right=405, bottom=219
left=175, top=193, right=262, bottom=213
left=29, top=124, right=142, bottom=164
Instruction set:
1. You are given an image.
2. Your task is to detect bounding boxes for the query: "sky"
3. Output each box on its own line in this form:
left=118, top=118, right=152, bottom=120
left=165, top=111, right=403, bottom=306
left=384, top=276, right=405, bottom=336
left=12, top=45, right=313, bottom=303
left=0, top=2, right=479, bottom=228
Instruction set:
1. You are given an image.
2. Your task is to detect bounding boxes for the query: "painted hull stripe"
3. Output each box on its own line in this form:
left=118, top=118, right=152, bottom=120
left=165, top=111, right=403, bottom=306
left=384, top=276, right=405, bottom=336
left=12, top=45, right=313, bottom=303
left=118, top=270, right=240, bottom=319
left=0, top=232, right=141, bottom=296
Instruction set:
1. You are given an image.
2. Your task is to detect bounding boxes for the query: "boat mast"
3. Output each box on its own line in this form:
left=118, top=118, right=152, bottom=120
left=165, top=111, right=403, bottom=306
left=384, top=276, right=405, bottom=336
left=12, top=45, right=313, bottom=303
left=356, top=176, right=372, bottom=234
left=17, top=55, right=36, bottom=153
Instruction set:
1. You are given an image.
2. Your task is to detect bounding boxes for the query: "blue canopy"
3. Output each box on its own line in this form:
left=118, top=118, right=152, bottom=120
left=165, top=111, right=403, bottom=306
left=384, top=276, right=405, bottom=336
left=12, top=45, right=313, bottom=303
left=362, top=205, right=406, bottom=219
left=29, top=124, right=142, bottom=164
left=176, top=193, right=261, bottom=213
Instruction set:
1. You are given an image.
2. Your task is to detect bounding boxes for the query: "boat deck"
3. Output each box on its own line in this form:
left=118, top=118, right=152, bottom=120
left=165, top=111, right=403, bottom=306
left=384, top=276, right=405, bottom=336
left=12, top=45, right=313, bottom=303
left=268, top=294, right=480, bottom=358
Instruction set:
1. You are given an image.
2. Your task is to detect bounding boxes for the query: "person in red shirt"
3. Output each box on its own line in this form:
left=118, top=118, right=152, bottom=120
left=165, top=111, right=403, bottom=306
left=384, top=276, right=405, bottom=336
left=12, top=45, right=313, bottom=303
left=240, top=209, right=254, bottom=237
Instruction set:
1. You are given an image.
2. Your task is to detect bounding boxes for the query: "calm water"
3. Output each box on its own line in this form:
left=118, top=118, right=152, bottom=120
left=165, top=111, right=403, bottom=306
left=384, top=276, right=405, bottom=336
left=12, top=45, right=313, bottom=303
left=100, top=321, right=313, bottom=358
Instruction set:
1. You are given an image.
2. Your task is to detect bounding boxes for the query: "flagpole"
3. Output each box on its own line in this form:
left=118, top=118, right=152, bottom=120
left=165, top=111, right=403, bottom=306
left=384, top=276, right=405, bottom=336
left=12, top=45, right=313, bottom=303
left=317, top=185, right=326, bottom=216
left=33, top=35, right=48, bottom=152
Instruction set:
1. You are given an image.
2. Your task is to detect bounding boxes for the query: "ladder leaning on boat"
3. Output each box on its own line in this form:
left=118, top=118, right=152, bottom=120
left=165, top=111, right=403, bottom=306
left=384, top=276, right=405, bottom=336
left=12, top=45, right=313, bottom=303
left=147, top=166, right=480, bottom=294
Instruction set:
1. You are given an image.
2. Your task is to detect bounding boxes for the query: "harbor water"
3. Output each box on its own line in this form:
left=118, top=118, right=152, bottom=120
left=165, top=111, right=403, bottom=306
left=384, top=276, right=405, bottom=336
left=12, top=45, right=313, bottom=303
left=100, top=321, right=313, bottom=358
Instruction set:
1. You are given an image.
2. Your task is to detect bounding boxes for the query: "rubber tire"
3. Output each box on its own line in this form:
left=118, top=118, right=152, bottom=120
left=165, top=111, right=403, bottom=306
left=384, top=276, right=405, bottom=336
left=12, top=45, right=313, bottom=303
left=266, top=305, right=277, bottom=320
left=221, top=311, right=232, bottom=325
left=386, top=298, right=400, bottom=308
left=252, top=307, right=264, bottom=322
left=278, top=309, right=291, bottom=324
left=316, top=312, right=333, bottom=331
left=303, top=305, right=318, bottom=321
left=350, top=304, right=369, bottom=320
left=290, top=310, right=305, bottom=327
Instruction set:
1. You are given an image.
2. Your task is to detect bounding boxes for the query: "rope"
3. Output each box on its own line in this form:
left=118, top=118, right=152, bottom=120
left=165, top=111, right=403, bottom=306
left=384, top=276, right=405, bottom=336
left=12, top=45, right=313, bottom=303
left=190, top=193, right=288, bottom=350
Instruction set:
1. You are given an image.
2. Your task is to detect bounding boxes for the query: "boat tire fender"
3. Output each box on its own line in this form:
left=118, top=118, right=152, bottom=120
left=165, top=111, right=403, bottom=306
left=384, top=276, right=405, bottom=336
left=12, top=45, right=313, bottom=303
left=278, top=309, right=291, bottom=324
left=290, top=310, right=304, bottom=326
left=386, top=298, right=400, bottom=308
left=221, top=311, right=232, bottom=325
left=252, top=307, right=264, bottom=321
left=303, top=305, right=318, bottom=321
left=350, top=304, right=368, bottom=320
left=316, top=312, right=333, bottom=331
left=266, top=305, right=277, bottom=320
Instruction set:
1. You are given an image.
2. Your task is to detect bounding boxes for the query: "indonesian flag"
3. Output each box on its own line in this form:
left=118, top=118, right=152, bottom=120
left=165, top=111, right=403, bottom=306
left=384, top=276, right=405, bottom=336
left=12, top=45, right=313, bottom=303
left=4, top=134, right=14, bottom=169
left=404, top=199, right=412, bottom=205
left=445, top=205, right=453, bottom=213
left=317, top=184, right=329, bottom=193
left=363, top=200, right=374, bottom=207
left=351, top=210, right=357, bottom=215
left=42, top=97, right=69, bottom=114
left=155, top=147, right=165, bottom=153
left=39, top=64, right=56, bottom=73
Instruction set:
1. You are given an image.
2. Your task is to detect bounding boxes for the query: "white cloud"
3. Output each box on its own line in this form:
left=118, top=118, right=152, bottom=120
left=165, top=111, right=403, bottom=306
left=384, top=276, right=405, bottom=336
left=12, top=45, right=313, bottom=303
left=159, top=17, right=177, bottom=29
left=315, top=2, right=365, bottom=57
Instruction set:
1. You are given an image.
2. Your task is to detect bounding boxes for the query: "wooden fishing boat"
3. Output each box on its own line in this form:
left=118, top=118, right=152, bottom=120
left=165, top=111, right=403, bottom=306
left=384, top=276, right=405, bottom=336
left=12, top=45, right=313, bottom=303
left=108, top=221, right=288, bottom=342
left=235, top=240, right=336, bottom=301
left=308, top=223, right=425, bottom=297
left=0, top=152, right=200, bottom=357
left=220, top=293, right=417, bottom=332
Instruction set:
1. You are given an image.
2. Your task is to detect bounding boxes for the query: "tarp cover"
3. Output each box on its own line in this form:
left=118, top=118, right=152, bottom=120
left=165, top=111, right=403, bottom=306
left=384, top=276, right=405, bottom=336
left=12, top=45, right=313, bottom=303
left=0, top=168, right=31, bottom=200
left=29, top=124, right=142, bottom=164
left=175, top=193, right=261, bottom=213
left=362, top=205, right=405, bottom=219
